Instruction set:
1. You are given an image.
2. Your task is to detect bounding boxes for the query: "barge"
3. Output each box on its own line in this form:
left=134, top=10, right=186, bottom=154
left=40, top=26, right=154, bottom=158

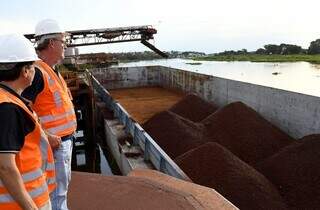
left=65, top=65, right=320, bottom=210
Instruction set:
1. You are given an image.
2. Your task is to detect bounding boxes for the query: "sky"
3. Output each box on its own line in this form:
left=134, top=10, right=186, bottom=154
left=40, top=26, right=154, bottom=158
left=1, top=0, right=320, bottom=54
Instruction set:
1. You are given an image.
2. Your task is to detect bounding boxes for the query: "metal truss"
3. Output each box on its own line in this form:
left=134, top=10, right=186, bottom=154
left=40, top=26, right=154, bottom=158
left=25, top=25, right=168, bottom=57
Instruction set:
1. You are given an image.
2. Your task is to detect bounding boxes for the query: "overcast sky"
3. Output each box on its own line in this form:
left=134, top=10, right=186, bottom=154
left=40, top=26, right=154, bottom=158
left=1, top=0, right=320, bottom=54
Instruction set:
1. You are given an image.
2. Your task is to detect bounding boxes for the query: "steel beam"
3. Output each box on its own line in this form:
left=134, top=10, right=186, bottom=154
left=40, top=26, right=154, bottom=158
left=24, top=25, right=167, bottom=57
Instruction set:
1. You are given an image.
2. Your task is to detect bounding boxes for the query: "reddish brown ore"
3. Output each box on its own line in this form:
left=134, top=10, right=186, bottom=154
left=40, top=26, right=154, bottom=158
left=175, top=142, right=288, bottom=210
left=256, top=134, right=320, bottom=210
left=68, top=172, right=198, bottom=210
left=143, top=111, right=206, bottom=159
left=169, top=93, right=218, bottom=122
left=201, top=101, right=295, bottom=166
left=142, top=93, right=319, bottom=209
left=109, top=87, right=184, bottom=124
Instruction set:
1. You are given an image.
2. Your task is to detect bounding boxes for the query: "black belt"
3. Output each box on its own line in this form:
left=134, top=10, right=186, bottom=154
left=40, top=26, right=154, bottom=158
left=61, top=134, right=74, bottom=141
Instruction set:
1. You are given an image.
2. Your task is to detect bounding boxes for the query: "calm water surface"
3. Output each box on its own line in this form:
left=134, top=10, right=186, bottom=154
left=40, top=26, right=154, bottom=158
left=113, top=59, right=320, bottom=97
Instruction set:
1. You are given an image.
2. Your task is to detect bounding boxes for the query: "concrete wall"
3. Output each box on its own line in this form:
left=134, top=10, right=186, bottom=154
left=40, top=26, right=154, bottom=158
left=91, top=66, right=159, bottom=89
left=157, top=66, right=320, bottom=139
left=91, top=65, right=320, bottom=139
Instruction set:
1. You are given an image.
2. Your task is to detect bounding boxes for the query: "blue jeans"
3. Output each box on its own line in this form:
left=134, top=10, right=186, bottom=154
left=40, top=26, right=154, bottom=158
left=39, top=200, right=52, bottom=210
left=50, top=136, right=74, bottom=210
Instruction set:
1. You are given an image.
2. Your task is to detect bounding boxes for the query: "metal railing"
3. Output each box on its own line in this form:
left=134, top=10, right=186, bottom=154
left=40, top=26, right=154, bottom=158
left=86, top=70, right=190, bottom=181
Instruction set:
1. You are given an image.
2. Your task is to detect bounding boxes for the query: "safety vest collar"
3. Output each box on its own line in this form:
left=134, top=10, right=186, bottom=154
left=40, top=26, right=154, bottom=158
left=0, top=84, right=32, bottom=111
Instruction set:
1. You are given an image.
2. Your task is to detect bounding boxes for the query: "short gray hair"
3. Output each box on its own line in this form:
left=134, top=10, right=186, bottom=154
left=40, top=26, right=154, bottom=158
left=36, top=33, right=61, bottom=51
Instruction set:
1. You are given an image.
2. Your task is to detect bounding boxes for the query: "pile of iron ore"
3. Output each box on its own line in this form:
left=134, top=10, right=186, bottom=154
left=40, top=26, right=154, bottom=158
left=142, top=94, right=320, bottom=210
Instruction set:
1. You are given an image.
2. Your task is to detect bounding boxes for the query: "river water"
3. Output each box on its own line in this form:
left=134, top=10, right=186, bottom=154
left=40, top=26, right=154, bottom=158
left=113, top=58, right=320, bottom=97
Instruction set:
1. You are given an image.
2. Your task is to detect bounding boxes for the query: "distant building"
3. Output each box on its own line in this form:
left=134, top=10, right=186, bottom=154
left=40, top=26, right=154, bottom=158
left=63, top=49, right=118, bottom=66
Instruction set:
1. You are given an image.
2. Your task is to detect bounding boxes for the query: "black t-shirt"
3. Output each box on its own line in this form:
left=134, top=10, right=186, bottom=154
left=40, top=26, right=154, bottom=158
left=22, top=67, right=61, bottom=102
left=0, top=84, right=35, bottom=153
left=22, top=67, right=44, bottom=103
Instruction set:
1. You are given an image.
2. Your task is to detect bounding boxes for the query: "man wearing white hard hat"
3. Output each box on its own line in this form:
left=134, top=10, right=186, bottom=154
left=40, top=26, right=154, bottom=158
left=22, top=19, right=76, bottom=210
left=0, top=34, right=55, bottom=210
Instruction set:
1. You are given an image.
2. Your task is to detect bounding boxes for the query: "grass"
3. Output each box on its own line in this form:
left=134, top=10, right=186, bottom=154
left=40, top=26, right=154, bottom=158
left=193, top=54, right=320, bottom=63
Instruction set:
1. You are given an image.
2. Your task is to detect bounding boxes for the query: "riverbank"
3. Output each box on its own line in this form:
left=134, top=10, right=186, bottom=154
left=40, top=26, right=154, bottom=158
left=193, top=54, right=320, bottom=63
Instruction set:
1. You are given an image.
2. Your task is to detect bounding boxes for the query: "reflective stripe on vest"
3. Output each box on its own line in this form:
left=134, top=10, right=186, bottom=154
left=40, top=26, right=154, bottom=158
left=53, top=91, right=63, bottom=108
left=46, top=162, right=55, bottom=171
left=47, top=177, right=56, bottom=185
left=40, top=136, right=49, bottom=172
left=39, top=135, right=56, bottom=188
left=48, top=75, right=55, bottom=86
left=39, top=109, right=75, bottom=124
left=47, top=121, right=77, bottom=135
left=0, top=169, right=43, bottom=187
left=0, top=182, right=48, bottom=203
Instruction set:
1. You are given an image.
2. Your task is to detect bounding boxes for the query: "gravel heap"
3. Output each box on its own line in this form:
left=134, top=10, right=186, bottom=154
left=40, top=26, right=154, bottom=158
left=169, top=94, right=218, bottom=122
left=175, top=142, right=288, bottom=210
left=143, top=111, right=205, bottom=159
left=256, top=134, right=320, bottom=210
left=202, top=101, right=294, bottom=165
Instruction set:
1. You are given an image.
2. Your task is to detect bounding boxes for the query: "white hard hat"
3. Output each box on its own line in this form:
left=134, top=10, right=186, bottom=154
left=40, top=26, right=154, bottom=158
left=0, top=34, right=39, bottom=64
left=35, top=19, right=65, bottom=37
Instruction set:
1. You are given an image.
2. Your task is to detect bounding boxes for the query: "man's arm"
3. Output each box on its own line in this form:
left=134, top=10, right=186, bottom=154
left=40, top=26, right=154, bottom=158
left=0, top=154, right=38, bottom=210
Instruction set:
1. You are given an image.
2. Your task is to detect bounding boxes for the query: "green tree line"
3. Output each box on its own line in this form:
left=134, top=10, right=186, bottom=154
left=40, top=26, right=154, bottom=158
left=217, top=38, right=320, bottom=55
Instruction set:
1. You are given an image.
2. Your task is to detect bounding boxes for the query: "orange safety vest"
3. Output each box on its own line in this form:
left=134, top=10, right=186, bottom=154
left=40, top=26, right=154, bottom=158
left=0, top=88, right=55, bottom=209
left=33, top=60, right=77, bottom=137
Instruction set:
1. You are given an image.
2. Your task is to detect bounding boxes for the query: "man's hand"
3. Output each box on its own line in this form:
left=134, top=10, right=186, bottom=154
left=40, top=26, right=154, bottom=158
left=47, top=134, right=61, bottom=150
